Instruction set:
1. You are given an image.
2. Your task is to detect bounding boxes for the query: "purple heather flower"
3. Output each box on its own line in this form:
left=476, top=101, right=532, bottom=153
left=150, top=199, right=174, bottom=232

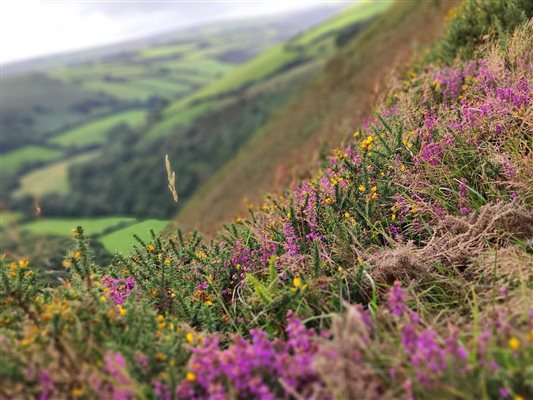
left=388, top=281, right=408, bottom=316
left=101, top=276, right=136, bottom=305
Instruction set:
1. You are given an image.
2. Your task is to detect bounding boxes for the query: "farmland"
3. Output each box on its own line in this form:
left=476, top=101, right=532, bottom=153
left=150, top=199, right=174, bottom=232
left=99, top=219, right=169, bottom=254
left=49, top=110, right=147, bottom=148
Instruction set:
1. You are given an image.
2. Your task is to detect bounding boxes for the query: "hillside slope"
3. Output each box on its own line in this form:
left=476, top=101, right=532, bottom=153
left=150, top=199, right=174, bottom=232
left=1, top=0, right=532, bottom=398
left=172, top=0, right=459, bottom=233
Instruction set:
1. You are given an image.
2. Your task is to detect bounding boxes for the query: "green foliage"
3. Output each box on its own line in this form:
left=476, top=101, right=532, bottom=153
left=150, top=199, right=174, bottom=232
left=431, top=0, right=533, bottom=64
left=2, top=146, right=64, bottom=179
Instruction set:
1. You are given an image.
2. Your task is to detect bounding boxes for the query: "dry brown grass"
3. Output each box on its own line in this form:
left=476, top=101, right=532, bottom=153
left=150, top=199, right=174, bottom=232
left=366, top=201, right=532, bottom=291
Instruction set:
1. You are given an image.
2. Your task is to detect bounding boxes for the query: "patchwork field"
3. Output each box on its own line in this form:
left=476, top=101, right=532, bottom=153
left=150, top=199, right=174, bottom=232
left=49, top=110, right=147, bottom=148
left=20, top=216, right=136, bottom=237
left=98, top=219, right=169, bottom=253
left=2, top=146, right=64, bottom=178
left=13, top=152, right=99, bottom=198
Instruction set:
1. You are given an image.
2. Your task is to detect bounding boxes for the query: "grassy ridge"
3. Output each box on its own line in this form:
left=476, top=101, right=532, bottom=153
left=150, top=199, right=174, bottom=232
left=156, top=1, right=391, bottom=134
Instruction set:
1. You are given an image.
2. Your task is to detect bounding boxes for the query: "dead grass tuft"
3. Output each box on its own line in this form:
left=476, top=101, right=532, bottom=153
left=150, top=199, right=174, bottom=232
left=364, top=202, right=532, bottom=290
left=422, top=201, right=533, bottom=266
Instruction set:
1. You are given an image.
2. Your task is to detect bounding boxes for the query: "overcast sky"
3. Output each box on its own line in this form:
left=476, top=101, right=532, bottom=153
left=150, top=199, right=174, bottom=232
left=0, top=0, right=351, bottom=64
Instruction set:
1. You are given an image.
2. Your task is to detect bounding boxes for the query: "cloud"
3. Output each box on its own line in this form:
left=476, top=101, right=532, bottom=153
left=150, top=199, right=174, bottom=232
left=0, top=0, right=339, bottom=63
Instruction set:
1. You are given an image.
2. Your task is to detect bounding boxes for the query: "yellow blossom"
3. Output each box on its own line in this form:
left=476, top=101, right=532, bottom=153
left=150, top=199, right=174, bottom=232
left=508, top=337, right=521, bottom=351
left=99, top=295, right=107, bottom=302
left=291, top=277, right=308, bottom=292
left=357, top=257, right=364, bottom=264
left=18, top=258, right=29, bottom=268
left=338, top=266, right=343, bottom=272
left=325, top=197, right=333, bottom=205
left=164, top=258, right=171, bottom=266
left=515, top=396, right=524, bottom=400
left=117, top=305, right=127, bottom=317
left=344, top=212, right=351, bottom=219
left=353, top=130, right=360, bottom=138
left=186, top=332, right=195, bottom=344
left=146, top=244, right=155, bottom=252
left=358, top=185, right=366, bottom=192
left=71, top=387, right=84, bottom=398
left=73, top=251, right=81, bottom=259
left=155, top=352, right=167, bottom=362
left=186, top=371, right=197, bottom=382
left=204, top=300, right=213, bottom=306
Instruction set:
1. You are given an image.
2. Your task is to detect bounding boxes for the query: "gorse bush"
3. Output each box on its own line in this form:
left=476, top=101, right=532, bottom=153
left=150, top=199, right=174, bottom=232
left=431, top=0, right=533, bottom=64
left=1, top=1, right=532, bottom=399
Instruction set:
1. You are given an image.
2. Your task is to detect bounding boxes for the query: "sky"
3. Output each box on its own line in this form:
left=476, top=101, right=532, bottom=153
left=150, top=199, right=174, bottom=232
left=0, top=0, right=344, bottom=64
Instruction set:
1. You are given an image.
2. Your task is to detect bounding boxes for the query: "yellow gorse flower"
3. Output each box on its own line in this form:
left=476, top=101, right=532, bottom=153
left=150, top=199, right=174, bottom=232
left=360, top=135, right=374, bottom=152
left=117, top=305, right=127, bottom=317
left=291, top=277, right=308, bottom=292
left=508, top=337, right=521, bottom=351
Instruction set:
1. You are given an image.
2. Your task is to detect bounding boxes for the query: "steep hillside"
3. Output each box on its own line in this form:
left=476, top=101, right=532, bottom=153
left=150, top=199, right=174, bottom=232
left=2, top=1, right=531, bottom=398
left=172, top=0, right=459, bottom=233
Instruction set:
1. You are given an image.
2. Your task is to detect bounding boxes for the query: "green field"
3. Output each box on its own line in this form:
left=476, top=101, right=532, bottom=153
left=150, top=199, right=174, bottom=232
left=50, top=110, right=147, bottom=147
left=80, top=80, right=156, bottom=101
left=20, top=217, right=136, bottom=237
left=291, top=0, right=393, bottom=46
left=99, top=219, right=169, bottom=253
left=2, top=146, right=64, bottom=178
left=145, top=99, right=222, bottom=140
left=13, top=152, right=98, bottom=198
left=0, top=211, right=23, bottom=228
left=138, top=42, right=197, bottom=59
